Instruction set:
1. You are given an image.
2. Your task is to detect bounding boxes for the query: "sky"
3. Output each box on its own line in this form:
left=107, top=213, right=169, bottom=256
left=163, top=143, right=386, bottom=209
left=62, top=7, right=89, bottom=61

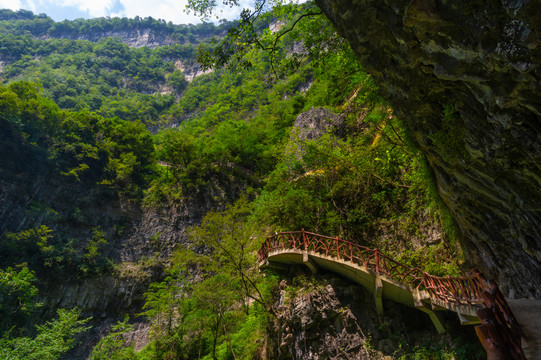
left=0, top=0, right=254, bottom=24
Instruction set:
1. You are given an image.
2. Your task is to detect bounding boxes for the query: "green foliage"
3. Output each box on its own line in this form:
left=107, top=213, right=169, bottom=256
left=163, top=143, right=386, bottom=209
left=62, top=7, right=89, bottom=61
left=91, top=315, right=137, bottom=360
left=0, top=82, right=155, bottom=196
left=0, top=308, right=91, bottom=360
left=394, top=245, right=462, bottom=277
left=0, top=226, right=54, bottom=268
left=79, top=228, right=112, bottom=276
left=166, top=70, right=187, bottom=95
left=0, top=267, right=40, bottom=313
left=0, top=268, right=92, bottom=359
left=0, top=225, right=114, bottom=280
left=144, top=56, right=303, bottom=204
left=140, top=198, right=278, bottom=359
left=0, top=266, right=41, bottom=334
left=185, top=198, right=271, bottom=309
left=396, top=341, right=483, bottom=360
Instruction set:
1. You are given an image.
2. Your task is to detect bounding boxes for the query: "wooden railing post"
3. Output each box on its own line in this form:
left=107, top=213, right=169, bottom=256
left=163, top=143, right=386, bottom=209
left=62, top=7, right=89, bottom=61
left=258, top=231, right=526, bottom=360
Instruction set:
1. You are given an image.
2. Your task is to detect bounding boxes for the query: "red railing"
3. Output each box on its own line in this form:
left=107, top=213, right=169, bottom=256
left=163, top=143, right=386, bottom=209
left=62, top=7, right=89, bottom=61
left=258, top=229, right=483, bottom=305
left=258, top=230, right=526, bottom=359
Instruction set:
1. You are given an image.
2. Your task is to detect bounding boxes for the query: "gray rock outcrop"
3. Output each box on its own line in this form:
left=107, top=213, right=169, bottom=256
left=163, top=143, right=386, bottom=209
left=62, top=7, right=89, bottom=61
left=266, top=273, right=482, bottom=359
left=315, top=0, right=541, bottom=298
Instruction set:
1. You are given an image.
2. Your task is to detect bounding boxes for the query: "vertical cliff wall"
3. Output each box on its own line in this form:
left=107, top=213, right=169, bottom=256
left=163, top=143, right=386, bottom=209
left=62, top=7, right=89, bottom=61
left=0, top=117, right=235, bottom=357
left=315, top=0, right=541, bottom=298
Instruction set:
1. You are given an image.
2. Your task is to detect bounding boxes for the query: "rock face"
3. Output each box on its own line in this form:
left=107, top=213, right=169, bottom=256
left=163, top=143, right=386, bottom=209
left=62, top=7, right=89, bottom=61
left=292, top=107, right=345, bottom=141
left=269, top=277, right=372, bottom=359
left=41, top=28, right=180, bottom=48
left=266, top=273, right=482, bottom=359
left=315, top=0, right=541, bottom=298
left=287, top=107, right=345, bottom=160
left=0, top=122, right=223, bottom=358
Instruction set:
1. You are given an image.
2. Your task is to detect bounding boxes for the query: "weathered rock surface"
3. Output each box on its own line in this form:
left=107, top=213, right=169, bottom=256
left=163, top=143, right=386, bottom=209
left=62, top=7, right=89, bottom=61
left=286, top=107, right=346, bottom=161
left=266, top=272, right=482, bottom=359
left=175, top=59, right=214, bottom=83
left=315, top=0, right=541, bottom=298
left=292, top=107, right=345, bottom=141
left=41, top=28, right=179, bottom=48
left=269, top=278, right=372, bottom=359
left=0, top=123, right=229, bottom=358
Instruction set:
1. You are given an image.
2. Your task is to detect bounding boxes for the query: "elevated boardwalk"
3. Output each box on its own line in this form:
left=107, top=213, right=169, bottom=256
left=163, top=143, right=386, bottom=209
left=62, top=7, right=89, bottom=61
left=260, top=249, right=479, bottom=332
left=258, top=230, right=532, bottom=359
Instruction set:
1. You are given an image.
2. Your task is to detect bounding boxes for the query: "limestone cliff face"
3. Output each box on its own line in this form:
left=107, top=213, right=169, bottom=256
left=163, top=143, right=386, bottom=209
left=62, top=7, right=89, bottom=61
left=266, top=273, right=481, bottom=359
left=41, top=28, right=179, bottom=48
left=0, top=166, right=191, bottom=358
left=0, top=124, right=218, bottom=358
left=315, top=0, right=541, bottom=298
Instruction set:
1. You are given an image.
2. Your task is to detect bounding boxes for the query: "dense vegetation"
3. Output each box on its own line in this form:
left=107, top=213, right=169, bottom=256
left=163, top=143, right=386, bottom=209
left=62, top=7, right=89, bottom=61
left=0, top=5, right=478, bottom=359
left=0, top=8, right=232, bottom=40
left=0, top=9, right=238, bottom=127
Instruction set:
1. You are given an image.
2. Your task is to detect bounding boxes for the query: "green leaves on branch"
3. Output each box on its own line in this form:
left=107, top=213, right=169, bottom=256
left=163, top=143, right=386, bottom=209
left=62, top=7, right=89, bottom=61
left=141, top=198, right=278, bottom=359
left=186, top=0, right=245, bottom=19
left=0, top=266, right=41, bottom=333
left=186, top=197, right=272, bottom=313
left=194, top=1, right=325, bottom=75
left=0, top=308, right=91, bottom=360
left=90, top=315, right=136, bottom=360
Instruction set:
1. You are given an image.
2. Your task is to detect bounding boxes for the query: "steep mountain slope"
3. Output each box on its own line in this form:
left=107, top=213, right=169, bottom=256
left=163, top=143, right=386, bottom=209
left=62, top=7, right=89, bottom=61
left=0, top=10, right=240, bottom=129
left=316, top=0, right=541, bottom=298
left=0, top=9, right=232, bottom=47
left=0, top=7, right=488, bottom=359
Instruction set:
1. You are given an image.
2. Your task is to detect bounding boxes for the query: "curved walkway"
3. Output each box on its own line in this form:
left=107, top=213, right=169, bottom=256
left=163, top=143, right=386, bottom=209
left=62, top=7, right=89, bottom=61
left=258, top=230, right=533, bottom=359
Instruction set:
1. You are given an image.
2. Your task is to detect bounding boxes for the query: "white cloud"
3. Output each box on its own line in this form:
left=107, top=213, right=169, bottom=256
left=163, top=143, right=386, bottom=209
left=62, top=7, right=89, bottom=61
left=114, top=0, right=254, bottom=24
left=117, top=0, right=202, bottom=24
left=19, top=0, right=114, bottom=17
left=4, top=0, right=256, bottom=24
left=57, top=0, right=117, bottom=18
left=0, top=0, right=22, bottom=10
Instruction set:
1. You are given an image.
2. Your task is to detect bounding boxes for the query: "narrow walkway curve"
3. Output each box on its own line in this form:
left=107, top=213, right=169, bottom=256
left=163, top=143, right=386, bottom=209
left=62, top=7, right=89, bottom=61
left=258, top=230, right=532, bottom=359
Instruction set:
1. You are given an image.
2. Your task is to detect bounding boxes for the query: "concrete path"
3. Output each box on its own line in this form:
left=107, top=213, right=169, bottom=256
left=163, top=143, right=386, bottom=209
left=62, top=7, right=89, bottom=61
left=508, top=299, right=541, bottom=360
left=262, top=249, right=539, bottom=359
left=261, top=249, right=480, bottom=332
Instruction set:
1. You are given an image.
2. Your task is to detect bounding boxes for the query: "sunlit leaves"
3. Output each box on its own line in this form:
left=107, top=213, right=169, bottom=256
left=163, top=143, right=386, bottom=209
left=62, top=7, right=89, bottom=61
left=0, top=308, right=91, bottom=360
left=0, top=266, right=41, bottom=317
left=90, top=315, right=136, bottom=360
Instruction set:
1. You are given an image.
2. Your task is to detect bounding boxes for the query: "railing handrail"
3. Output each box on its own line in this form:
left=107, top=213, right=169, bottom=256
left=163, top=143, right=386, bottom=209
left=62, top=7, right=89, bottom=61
left=258, top=230, right=526, bottom=359
left=259, top=230, right=484, bottom=305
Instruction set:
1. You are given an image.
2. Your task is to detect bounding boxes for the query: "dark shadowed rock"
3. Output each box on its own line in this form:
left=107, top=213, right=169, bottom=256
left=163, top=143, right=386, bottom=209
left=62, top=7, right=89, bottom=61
left=315, top=0, right=541, bottom=298
left=265, top=272, right=482, bottom=359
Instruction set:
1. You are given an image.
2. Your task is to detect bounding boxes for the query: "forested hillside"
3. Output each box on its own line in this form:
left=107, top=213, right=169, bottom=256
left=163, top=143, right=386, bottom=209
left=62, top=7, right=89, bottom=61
left=0, top=5, right=483, bottom=359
